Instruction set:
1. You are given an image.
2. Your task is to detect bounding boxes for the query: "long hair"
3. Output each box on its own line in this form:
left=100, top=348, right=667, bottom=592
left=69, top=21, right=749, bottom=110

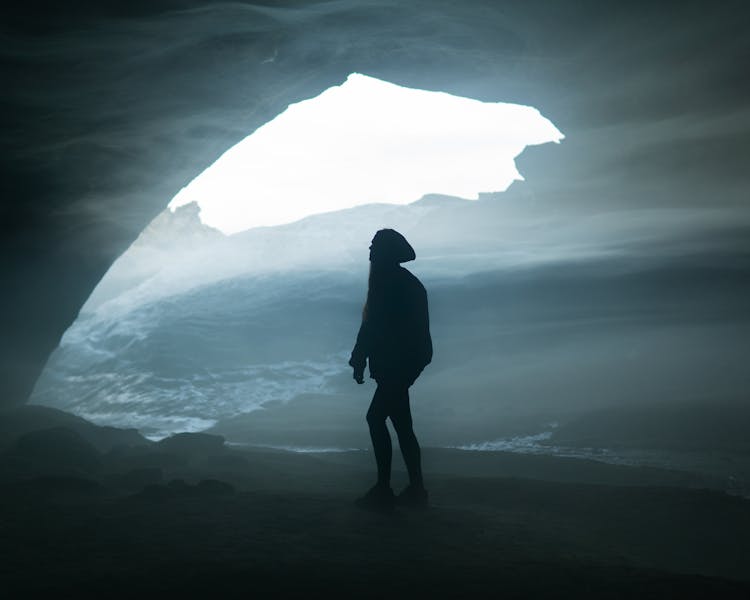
left=362, top=260, right=396, bottom=323
left=362, top=263, right=375, bottom=322
left=363, top=229, right=412, bottom=322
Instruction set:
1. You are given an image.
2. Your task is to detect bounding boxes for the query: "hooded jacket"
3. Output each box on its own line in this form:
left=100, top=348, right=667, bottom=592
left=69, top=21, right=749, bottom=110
left=349, top=265, right=432, bottom=385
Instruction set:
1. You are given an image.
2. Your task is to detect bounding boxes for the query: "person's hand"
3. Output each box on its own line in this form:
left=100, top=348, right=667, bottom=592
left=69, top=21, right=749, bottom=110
left=353, top=366, right=365, bottom=384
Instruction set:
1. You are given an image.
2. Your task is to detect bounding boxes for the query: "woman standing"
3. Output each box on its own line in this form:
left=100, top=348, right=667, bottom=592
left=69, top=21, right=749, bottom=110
left=349, top=229, right=432, bottom=510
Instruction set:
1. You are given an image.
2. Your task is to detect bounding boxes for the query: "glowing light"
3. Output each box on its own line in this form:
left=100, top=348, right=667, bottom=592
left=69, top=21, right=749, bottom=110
left=169, top=73, right=564, bottom=234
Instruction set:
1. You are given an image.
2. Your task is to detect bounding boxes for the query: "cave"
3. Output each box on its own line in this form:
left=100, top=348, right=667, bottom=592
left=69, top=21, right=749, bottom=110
left=2, top=1, right=750, bottom=596
left=4, top=1, right=748, bottom=410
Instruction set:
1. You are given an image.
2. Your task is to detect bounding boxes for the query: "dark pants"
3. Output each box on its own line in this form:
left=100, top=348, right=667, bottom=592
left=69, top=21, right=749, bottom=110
left=366, top=380, right=423, bottom=488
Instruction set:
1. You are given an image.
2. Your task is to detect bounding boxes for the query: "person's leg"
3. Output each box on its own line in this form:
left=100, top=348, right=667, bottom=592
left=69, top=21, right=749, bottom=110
left=388, top=385, right=424, bottom=489
left=366, top=384, right=392, bottom=488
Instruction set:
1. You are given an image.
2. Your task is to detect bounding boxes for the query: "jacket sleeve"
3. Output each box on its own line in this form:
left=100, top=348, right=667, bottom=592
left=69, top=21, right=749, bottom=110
left=402, top=279, right=432, bottom=376
left=349, top=317, right=370, bottom=370
left=414, top=285, right=433, bottom=370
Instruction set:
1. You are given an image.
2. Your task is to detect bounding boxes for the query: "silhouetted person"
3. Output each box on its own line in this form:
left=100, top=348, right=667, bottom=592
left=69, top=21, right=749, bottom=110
left=349, top=229, right=432, bottom=510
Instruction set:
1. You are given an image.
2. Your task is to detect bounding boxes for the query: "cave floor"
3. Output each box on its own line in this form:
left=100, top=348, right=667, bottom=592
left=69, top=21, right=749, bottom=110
left=1, top=446, right=749, bottom=598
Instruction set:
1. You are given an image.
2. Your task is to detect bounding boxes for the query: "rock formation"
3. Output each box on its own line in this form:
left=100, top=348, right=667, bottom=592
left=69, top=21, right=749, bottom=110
left=1, top=1, right=749, bottom=405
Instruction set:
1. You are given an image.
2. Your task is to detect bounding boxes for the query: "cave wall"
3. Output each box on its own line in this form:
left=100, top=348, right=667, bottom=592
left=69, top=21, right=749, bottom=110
left=1, top=0, right=748, bottom=405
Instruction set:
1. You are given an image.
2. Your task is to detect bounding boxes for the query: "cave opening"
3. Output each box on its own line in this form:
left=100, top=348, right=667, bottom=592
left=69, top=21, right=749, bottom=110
left=169, top=72, right=563, bottom=235
left=29, top=73, right=564, bottom=444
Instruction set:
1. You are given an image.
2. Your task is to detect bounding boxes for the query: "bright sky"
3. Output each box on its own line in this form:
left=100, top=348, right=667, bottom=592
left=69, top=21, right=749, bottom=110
left=169, top=73, right=564, bottom=235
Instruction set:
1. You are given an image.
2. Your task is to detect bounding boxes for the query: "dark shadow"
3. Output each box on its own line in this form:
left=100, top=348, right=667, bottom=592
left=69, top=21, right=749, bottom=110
left=349, top=229, right=432, bottom=511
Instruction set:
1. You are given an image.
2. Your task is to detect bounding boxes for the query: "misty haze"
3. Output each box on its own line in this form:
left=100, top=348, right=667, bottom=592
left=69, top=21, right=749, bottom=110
left=4, top=4, right=750, bottom=596
left=31, top=77, right=750, bottom=493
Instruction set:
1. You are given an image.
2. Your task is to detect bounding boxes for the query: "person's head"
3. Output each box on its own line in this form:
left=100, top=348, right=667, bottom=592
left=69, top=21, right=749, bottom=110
left=368, top=229, right=416, bottom=267
left=363, top=229, right=415, bottom=319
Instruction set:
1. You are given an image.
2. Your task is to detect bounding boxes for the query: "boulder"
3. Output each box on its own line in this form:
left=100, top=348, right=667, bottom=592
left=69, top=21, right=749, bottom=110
left=0, top=405, right=149, bottom=453
left=196, top=479, right=235, bottom=497
left=156, top=432, right=226, bottom=456
left=112, top=467, right=163, bottom=491
left=9, top=427, right=101, bottom=474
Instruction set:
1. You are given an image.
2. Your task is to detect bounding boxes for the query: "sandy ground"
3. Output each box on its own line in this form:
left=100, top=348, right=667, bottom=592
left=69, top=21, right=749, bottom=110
left=1, top=407, right=749, bottom=597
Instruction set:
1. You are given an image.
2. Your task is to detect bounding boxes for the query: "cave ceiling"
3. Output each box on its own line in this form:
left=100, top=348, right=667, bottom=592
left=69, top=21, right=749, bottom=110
left=1, top=0, right=749, bottom=404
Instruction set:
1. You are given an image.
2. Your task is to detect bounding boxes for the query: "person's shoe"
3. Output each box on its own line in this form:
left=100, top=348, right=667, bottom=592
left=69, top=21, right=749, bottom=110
left=396, top=484, right=429, bottom=509
left=354, top=484, right=395, bottom=512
